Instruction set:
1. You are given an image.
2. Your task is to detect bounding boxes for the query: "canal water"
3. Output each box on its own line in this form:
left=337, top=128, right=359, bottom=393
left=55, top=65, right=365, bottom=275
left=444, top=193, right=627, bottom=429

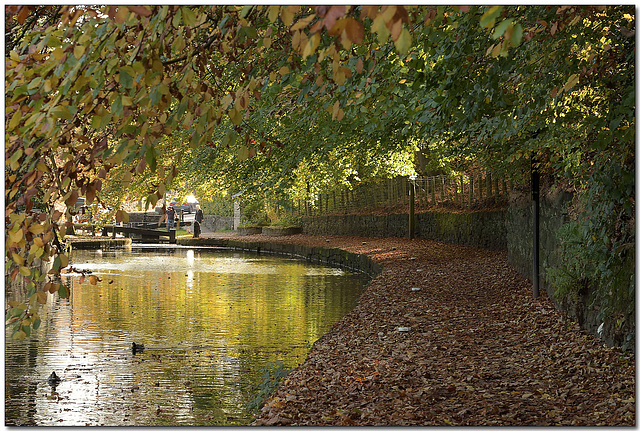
left=5, top=246, right=368, bottom=426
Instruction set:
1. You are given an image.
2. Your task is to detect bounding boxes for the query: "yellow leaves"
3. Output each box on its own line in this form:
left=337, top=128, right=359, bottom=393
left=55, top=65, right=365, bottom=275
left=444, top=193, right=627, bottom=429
left=291, top=14, right=316, bottom=32
left=268, top=5, right=280, bottom=23
left=228, top=107, right=242, bottom=126
left=238, top=145, right=249, bottom=161
left=36, top=161, right=50, bottom=173
left=562, top=74, right=580, bottom=92
left=157, top=182, right=166, bottom=198
left=279, top=66, right=290, bottom=76
left=394, top=27, right=412, bottom=54
left=9, top=213, right=25, bottom=224
left=12, top=253, right=25, bottom=266
left=115, top=209, right=129, bottom=223
left=280, top=6, right=299, bottom=27
left=551, top=74, right=580, bottom=99
left=487, top=41, right=503, bottom=58
left=8, top=149, right=23, bottom=172
left=114, top=6, right=129, bottom=25
left=8, top=228, right=24, bottom=245
left=371, top=6, right=396, bottom=45
left=303, top=33, right=321, bottom=59
left=51, top=105, right=73, bottom=120
left=73, top=45, right=85, bottom=60
left=58, top=253, right=69, bottom=269
left=174, top=34, right=186, bottom=52
left=28, top=223, right=45, bottom=235
left=181, top=6, right=196, bottom=26
left=292, top=30, right=306, bottom=53
left=36, top=291, right=48, bottom=304
left=331, top=100, right=345, bottom=121
left=221, top=93, right=233, bottom=110
left=89, top=275, right=99, bottom=285
left=333, top=67, right=352, bottom=86
left=8, top=110, right=21, bottom=130
left=183, top=111, right=193, bottom=129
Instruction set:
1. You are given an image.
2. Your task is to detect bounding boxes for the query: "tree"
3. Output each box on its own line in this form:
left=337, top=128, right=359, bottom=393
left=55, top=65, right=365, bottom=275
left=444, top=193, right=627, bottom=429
left=5, top=5, right=416, bottom=337
left=5, top=5, right=634, bottom=340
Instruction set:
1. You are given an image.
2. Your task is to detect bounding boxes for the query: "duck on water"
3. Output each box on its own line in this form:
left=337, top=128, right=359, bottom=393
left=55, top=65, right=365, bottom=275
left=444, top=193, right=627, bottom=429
left=131, top=342, right=145, bottom=354
left=47, top=371, right=61, bottom=386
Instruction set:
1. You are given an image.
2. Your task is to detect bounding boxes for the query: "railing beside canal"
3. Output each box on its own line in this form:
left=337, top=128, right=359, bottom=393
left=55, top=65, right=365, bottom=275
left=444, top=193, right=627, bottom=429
left=292, top=173, right=514, bottom=217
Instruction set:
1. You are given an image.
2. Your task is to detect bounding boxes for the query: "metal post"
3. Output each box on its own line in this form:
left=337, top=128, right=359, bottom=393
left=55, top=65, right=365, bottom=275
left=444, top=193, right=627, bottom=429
left=409, top=180, right=415, bottom=239
left=531, top=155, right=540, bottom=298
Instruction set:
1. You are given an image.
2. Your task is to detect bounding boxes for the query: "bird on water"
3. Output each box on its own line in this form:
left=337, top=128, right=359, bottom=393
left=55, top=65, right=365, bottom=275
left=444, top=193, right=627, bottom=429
left=47, top=371, right=61, bottom=386
left=131, top=342, right=145, bottom=354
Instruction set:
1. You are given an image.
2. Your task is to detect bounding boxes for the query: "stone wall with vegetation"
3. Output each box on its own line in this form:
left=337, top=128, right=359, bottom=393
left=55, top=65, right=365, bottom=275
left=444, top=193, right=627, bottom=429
left=301, top=210, right=507, bottom=250
left=505, top=189, right=572, bottom=301
left=507, top=188, right=634, bottom=351
left=201, top=215, right=233, bottom=232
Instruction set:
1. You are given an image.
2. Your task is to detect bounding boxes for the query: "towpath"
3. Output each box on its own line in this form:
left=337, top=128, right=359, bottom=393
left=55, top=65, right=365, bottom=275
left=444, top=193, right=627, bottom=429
left=197, top=229, right=634, bottom=426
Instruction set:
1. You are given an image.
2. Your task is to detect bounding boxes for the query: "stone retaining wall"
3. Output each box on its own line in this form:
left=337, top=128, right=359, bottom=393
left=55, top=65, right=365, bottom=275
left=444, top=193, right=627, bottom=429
left=505, top=189, right=573, bottom=302
left=506, top=189, right=633, bottom=350
left=177, top=237, right=382, bottom=278
left=262, top=226, right=303, bottom=236
left=301, top=210, right=507, bottom=250
left=202, top=215, right=234, bottom=232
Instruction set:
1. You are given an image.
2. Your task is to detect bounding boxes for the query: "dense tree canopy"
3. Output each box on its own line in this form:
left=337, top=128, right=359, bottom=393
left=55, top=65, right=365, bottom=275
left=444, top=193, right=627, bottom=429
left=5, top=5, right=634, bottom=338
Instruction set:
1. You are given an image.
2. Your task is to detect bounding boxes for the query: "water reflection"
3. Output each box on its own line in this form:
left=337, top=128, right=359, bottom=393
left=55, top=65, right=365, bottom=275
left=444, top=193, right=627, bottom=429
left=5, top=247, right=367, bottom=426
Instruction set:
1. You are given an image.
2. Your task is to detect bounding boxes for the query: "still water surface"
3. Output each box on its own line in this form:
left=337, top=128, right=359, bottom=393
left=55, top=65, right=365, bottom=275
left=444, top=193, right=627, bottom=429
left=5, top=246, right=367, bottom=426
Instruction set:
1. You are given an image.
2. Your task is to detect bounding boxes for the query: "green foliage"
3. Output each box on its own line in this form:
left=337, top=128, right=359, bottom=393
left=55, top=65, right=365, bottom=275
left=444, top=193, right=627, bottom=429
left=199, top=195, right=234, bottom=218
left=246, top=361, right=292, bottom=414
left=270, top=214, right=302, bottom=228
left=545, top=221, right=589, bottom=301
left=241, top=199, right=270, bottom=227
left=547, top=153, right=635, bottom=332
left=5, top=5, right=635, bottom=342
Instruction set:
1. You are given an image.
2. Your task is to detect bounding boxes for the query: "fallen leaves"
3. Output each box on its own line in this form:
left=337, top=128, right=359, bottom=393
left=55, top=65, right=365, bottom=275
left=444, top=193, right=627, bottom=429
left=237, top=234, right=635, bottom=426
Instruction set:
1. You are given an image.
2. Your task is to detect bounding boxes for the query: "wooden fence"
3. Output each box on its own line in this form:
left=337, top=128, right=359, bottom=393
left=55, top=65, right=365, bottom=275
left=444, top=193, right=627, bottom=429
left=294, top=173, right=513, bottom=216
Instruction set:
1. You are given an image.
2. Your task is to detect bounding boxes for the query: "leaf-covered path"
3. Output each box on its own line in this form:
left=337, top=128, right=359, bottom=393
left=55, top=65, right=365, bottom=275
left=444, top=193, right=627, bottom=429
left=206, top=233, right=634, bottom=426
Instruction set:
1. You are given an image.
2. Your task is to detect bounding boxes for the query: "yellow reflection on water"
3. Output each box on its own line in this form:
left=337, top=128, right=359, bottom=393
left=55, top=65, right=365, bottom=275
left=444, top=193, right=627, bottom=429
left=5, top=247, right=366, bottom=426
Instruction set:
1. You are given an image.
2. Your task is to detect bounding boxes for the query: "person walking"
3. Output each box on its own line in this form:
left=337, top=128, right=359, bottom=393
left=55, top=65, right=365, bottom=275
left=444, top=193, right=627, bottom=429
left=166, top=205, right=176, bottom=231
left=194, top=205, right=204, bottom=238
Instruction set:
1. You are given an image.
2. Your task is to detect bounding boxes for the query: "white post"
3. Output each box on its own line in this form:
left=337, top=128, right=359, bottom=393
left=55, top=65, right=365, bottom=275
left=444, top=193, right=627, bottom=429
left=233, top=200, right=240, bottom=230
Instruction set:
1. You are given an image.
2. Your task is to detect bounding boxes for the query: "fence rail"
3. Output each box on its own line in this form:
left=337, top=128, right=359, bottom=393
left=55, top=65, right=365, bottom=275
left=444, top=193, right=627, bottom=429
left=293, top=173, right=513, bottom=217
